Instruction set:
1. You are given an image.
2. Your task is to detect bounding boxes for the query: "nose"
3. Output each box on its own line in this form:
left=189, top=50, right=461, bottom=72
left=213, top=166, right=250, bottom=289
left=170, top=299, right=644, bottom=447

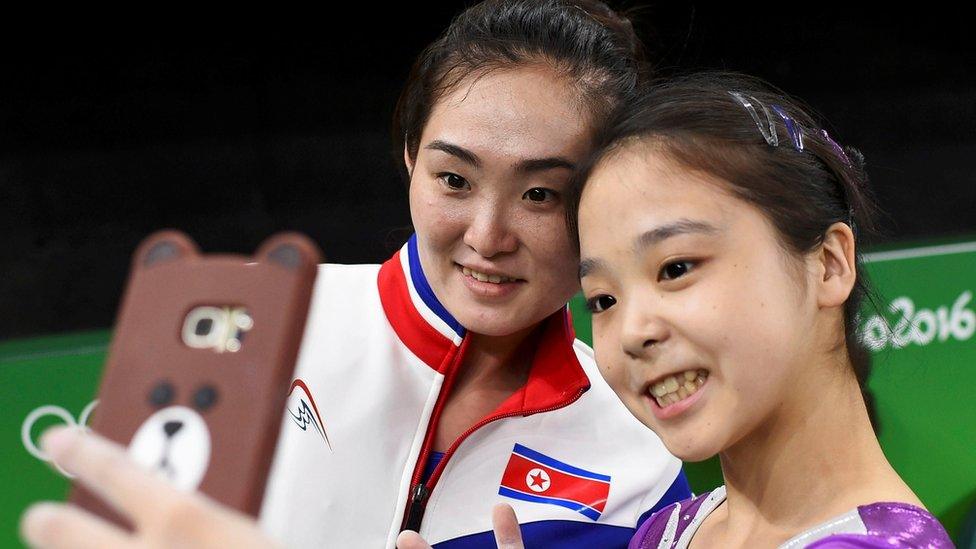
left=163, top=421, right=183, bottom=438
left=620, top=298, right=670, bottom=360
left=463, top=204, right=518, bottom=258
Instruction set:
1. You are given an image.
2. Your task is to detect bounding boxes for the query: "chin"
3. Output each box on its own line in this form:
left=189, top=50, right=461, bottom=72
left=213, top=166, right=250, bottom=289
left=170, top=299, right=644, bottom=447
left=460, top=316, right=533, bottom=337
left=670, top=445, right=719, bottom=463
left=656, top=427, right=723, bottom=463
left=454, top=306, right=542, bottom=337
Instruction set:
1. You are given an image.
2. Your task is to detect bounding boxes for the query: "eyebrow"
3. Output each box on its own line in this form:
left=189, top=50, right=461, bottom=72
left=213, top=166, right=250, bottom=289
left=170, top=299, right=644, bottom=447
left=515, top=156, right=576, bottom=173
left=578, top=219, right=720, bottom=279
left=578, top=257, right=607, bottom=279
left=425, top=140, right=575, bottom=173
left=426, top=140, right=481, bottom=167
left=634, top=219, right=720, bottom=252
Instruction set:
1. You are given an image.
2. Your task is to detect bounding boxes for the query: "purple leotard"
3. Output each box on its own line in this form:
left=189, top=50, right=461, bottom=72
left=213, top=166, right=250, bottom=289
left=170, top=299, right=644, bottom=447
left=630, top=486, right=953, bottom=548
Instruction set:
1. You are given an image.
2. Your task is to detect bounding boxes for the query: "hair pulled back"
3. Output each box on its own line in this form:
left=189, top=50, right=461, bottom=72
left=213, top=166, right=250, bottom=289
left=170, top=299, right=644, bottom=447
left=569, top=71, right=882, bottom=393
left=393, top=0, right=648, bottom=179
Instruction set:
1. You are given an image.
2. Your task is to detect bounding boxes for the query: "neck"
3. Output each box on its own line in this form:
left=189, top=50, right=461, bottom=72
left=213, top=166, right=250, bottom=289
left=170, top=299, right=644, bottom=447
left=456, top=324, right=541, bottom=390
left=429, top=322, right=543, bottom=451
left=716, top=353, right=904, bottom=541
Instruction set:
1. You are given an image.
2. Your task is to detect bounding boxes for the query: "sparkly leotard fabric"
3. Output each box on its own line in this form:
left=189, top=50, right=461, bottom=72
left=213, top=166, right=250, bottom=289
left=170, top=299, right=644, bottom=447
left=803, top=502, right=954, bottom=548
left=630, top=487, right=954, bottom=548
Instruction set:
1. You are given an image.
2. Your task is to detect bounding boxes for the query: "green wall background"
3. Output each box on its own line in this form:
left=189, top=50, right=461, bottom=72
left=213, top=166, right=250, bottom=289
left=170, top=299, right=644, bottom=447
left=2, top=238, right=974, bottom=547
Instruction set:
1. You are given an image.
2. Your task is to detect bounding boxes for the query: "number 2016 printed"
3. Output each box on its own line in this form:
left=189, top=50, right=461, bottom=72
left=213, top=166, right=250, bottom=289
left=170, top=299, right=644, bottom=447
left=860, top=290, right=975, bottom=351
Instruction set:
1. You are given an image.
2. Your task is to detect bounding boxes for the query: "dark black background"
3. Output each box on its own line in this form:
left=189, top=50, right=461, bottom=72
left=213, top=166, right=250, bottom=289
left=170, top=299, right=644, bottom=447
left=2, top=3, right=973, bottom=338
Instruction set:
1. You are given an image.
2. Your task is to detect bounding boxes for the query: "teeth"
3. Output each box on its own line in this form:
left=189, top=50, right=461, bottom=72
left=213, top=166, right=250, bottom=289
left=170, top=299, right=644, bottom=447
left=462, top=266, right=515, bottom=284
left=649, top=369, right=709, bottom=408
left=663, top=377, right=680, bottom=393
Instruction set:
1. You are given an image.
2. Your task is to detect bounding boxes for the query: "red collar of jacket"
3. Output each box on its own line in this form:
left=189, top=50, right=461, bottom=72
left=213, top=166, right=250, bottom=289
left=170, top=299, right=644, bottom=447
left=377, top=235, right=590, bottom=415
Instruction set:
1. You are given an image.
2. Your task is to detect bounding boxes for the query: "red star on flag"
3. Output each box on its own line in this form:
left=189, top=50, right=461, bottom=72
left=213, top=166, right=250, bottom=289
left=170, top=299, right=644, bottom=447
left=529, top=471, right=547, bottom=489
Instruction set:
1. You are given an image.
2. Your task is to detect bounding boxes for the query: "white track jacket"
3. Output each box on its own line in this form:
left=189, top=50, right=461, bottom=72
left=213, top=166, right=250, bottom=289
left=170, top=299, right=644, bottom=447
left=259, top=236, right=690, bottom=548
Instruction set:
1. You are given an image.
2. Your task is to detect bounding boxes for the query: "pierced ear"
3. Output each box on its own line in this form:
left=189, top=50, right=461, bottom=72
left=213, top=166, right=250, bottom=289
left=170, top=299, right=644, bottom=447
left=816, top=222, right=857, bottom=308
left=255, top=232, right=322, bottom=271
left=134, top=230, right=199, bottom=269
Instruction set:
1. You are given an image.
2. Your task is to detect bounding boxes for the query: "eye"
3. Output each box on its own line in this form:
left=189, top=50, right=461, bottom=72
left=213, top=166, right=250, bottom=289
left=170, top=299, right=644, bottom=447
left=149, top=381, right=175, bottom=407
left=193, top=385, right=219, bottom=411
left=438, top=173, right=470, bottom=191
left=522, top=187, right=557, bottom=203
left=585, top=294, right=617, bottom=313
left=660, top=260, right=694, bottom=281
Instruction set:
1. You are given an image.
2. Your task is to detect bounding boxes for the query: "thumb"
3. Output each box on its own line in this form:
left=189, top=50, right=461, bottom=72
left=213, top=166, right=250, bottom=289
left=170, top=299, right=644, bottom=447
left=396, top=530, right=433, bottom=549
left=492, top=503, right=524, bottom=549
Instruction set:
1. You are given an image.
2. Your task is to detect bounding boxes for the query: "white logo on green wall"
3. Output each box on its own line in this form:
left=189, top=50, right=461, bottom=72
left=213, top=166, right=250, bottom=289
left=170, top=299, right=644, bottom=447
left=860, top=290, right=974, bottom=351
left=21, top=400, right=98, bottom=477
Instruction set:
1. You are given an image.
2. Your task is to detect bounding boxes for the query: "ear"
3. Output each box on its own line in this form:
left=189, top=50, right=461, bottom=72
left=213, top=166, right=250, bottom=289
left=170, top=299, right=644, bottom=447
left=134, top=230, right=199, bottom=269
left=255, top=232, right=322, bottom=271
left=403, top=142, right=415, bottom=179
left=815, top=222, right=857, bottom=308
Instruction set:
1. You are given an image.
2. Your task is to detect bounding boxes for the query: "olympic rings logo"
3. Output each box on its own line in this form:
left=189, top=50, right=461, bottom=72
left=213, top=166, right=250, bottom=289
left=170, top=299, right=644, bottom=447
left=21, top=400, right=99, bottom=478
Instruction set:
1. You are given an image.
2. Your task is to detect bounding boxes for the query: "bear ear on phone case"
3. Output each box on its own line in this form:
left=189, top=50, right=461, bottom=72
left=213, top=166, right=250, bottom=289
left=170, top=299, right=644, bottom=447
left=71, top=230, right=321, bottom=528
left=254, top=232, right=320, bottom=273
left=133, top=230, right=200, bottom=269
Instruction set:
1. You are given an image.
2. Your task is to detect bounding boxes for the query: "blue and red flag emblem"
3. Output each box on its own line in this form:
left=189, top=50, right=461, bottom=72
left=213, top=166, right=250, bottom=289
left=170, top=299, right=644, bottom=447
left=498, top=443, right=611, bottom=521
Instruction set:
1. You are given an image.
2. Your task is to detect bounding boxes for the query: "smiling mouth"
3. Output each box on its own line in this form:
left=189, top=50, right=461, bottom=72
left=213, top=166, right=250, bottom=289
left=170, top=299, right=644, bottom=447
left=648, top=369, right=709, bottom=408
left=460, top=265, right=522, bottom=284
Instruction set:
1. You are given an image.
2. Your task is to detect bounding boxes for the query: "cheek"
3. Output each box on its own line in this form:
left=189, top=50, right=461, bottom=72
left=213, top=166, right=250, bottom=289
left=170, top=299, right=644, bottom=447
left=691, top=269, right=804, bottom=407
left=526, top=214, right=578, bottom=276
left=593, top=324, right=632, bottom=391
left=592, top=333, right=617, bottom=382
left=409, top=185, right=467, bottom=247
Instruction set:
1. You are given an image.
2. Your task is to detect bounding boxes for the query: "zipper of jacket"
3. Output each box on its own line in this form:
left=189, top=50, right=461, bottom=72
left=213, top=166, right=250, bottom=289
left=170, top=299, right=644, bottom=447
left=399, top=385, right=587, bottom=533
left=400, top=337, right=467, bottom=533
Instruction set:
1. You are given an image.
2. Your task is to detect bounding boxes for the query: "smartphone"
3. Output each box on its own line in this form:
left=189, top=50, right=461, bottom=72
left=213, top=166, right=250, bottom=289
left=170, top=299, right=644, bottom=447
left=70, top=229, right=320, bottom=524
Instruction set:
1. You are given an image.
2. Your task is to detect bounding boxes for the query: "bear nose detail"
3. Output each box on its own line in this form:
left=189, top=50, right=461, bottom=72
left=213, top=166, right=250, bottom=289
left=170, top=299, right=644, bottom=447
left=163, top=421, right=183, bottom=437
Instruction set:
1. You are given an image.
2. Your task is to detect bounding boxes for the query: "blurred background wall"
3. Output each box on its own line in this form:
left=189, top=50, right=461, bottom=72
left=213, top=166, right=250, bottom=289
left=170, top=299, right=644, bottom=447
left=1, top=3, right=972, bottom=338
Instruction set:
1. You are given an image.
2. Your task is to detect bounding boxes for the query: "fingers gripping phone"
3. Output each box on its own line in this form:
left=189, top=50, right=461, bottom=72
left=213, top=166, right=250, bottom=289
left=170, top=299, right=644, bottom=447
left=70, top=230, right=321, bottom=524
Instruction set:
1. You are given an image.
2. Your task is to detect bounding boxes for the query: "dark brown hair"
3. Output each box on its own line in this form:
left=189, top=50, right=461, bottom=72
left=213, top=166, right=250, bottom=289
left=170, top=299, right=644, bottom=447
left=392, top=0, right=648, bottom=180
left=569, top=71, right=882, bottom=392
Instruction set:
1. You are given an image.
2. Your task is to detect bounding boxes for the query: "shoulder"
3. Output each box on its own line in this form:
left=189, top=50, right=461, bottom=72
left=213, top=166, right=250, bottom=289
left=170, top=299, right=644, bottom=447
left=630, top=486, right=725, bottom=549
left=788, top=501, right=953, bottom=549
left=309, top=262, right=382, bottom=297
left=315, top=261, right=382, bottom=278
left=808, top=502, right=953, bottom=548
left=630, top=489, right=723, bottom=549
left=301, top=263, right=386, bottom=331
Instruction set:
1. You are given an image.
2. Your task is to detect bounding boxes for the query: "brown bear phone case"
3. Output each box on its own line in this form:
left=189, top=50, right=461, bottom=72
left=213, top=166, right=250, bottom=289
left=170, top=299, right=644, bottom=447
left=70, top=229, right=321, bottom=524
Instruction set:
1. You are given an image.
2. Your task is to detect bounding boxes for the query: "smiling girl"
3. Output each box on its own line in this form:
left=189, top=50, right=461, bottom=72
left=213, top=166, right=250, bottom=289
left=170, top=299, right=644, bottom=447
left=572, top=73, right=953, bottom=547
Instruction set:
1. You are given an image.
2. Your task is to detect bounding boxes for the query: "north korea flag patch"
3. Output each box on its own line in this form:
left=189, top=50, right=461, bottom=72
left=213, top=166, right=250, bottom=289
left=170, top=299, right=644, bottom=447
left=497, top=443, right=611, bottom=520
